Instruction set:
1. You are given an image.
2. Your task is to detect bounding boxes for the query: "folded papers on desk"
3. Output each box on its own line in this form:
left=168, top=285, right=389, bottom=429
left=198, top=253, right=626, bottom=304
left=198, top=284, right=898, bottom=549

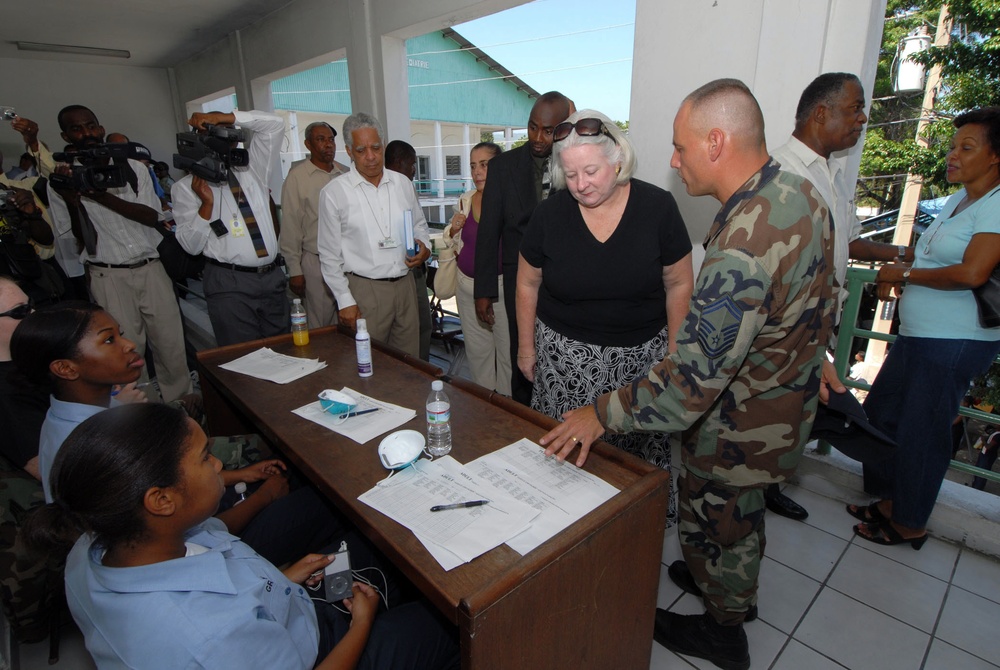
left=218, top=347, right=326, bottom=384
left=358, top=439, right=620, bottom=570
left=292, top=387, right=417, bottom=444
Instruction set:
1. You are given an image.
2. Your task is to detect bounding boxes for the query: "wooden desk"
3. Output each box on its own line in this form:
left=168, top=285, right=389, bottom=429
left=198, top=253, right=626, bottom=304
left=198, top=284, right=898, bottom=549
left=197, top=328, right=669, bottom=670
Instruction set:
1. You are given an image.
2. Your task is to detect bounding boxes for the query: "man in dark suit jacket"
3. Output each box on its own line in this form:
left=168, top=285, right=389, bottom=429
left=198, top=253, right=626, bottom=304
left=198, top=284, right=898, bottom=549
left=474, top=91, right=572, bottom=404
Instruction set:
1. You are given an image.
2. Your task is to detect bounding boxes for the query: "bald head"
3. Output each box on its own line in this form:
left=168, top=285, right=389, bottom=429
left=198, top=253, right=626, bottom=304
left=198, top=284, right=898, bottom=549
left=683, top=78, right=766, bottom=152
left=526, top=91, right=572, bottom=158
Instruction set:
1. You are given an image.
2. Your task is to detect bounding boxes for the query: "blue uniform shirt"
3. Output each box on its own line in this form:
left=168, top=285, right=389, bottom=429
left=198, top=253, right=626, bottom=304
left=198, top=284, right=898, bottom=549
left=39, top=397, right=106, bottom=502
left=65, top=518, right=320, bottom=669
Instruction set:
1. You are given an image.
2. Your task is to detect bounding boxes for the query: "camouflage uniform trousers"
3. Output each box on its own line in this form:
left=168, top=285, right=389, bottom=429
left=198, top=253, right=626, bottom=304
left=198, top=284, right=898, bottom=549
left=166, top=396, right=267, bottom=471
left=208, top=433, right=266, bottom=471
left=678, top=468, right=767, bottom=626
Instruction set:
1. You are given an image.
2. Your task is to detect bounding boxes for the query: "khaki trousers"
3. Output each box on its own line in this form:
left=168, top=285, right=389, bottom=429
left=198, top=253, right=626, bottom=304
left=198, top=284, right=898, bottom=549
left=87, top=260, right=192, bottom=402
left=347, top=273, right=419, bottom=357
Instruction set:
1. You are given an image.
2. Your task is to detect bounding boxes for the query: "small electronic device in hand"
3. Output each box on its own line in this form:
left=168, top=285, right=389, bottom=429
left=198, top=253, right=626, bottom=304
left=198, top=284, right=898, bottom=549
left=324, top=550, right=353, bottom=602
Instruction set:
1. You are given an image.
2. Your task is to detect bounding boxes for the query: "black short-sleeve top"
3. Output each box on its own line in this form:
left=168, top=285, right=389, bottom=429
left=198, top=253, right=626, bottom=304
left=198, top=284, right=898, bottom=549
left=520, top=179, right=691, bottom=347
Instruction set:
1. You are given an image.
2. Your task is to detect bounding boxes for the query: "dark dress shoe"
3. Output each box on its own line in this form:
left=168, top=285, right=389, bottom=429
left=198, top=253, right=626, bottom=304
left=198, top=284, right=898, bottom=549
left=765, top=489, right=809, bottom=521
left=654, top=609, right=750, bottom=670
left=666, top=561, right=758, bottom=622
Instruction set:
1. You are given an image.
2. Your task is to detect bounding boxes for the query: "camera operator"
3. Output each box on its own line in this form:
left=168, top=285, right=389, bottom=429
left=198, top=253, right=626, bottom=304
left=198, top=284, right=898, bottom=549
left=171, top=110, right=289, bottom=346
left=0, top=185, right=61, bottom=305
left=7, top=114, right=89, bottom=297
left=45, top=105, right=192, bottom=403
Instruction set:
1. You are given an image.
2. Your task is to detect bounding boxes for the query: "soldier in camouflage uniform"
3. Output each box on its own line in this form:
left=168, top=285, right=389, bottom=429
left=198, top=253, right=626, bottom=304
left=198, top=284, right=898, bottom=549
left=540, top=79, right=835, bottom=670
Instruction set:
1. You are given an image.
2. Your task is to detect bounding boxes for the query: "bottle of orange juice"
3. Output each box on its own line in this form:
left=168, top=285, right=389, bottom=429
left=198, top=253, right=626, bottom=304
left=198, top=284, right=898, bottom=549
left=291, top=299, right=309, bottom=346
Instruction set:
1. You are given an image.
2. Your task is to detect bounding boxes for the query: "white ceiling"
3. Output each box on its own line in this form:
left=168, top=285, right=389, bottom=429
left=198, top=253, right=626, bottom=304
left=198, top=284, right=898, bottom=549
left=0, top=0, right=296, bottom=68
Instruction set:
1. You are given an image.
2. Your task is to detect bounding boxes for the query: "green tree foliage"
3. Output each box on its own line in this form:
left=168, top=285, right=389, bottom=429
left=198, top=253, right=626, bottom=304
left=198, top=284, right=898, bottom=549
left=911, top=0, right=1000, bottom=109
left=860, top=1, right=1000, bottom=209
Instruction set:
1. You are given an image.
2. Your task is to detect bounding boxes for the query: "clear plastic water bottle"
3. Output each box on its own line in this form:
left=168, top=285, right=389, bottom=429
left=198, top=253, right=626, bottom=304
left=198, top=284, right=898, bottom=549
left=355, top=318, right=372, bottom=378
left=426, top=380, right=452, bottom=457
left=291, top=299, right=309, bottom=346
left=234, top=482, right=248, bottom=505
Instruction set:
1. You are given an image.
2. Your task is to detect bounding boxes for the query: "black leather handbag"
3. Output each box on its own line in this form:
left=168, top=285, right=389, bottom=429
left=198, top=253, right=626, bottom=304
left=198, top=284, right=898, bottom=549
left=973, top=264, right=1000, bottom=328
left=971, top=188, right=1000, bottom=328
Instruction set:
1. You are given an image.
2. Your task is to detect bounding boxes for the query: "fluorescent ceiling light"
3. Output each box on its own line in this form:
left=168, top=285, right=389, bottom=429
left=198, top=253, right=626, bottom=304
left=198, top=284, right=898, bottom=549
left=16, top=41, right=131, bottom=59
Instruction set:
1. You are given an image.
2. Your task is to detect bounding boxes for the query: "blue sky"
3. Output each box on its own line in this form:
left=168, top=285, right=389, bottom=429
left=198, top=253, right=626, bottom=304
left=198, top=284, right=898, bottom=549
left=454, top=0, right=636, bottom=123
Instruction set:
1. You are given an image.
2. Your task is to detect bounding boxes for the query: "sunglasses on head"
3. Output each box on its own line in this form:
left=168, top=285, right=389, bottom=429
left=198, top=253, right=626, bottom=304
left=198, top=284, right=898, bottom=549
left=553, top=118, right=613, bottom=143
left=0, top=301, right=31, bottom=320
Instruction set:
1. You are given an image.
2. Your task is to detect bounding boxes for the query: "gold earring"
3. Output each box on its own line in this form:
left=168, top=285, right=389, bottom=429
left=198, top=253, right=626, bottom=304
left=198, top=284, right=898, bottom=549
left=615, top=164, right=621, bottom=175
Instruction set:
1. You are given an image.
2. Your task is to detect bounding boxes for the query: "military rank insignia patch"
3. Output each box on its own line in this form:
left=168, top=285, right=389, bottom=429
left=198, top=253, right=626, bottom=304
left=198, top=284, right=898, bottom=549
left=697, top=294, right=743, bottom=359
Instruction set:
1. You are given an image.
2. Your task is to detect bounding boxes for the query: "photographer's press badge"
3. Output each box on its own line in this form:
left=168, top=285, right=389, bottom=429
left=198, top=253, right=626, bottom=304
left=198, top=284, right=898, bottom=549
left=231, top=215, right=246, bottom=238
left=378, top=236, right=398, bottom=249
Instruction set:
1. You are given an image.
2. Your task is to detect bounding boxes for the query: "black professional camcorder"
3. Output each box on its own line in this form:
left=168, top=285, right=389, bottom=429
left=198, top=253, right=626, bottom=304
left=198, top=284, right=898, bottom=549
left=50, top=144, right=131, bottom=192
left=173, top=124, right=250, bottom=183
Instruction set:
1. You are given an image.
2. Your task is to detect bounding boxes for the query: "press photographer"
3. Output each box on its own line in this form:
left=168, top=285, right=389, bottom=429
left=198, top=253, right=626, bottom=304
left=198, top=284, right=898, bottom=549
left=0, top=185, right=60, bottom=304
left=45, top=104, right=192, bottom=403
left=172, top=111, right=288, bottom=346
left=173, top=123, right=249, bottom=184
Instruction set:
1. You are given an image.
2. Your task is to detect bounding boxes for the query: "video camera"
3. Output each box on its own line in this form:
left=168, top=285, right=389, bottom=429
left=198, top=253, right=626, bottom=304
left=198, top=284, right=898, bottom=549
left=0, top=188, right=18, bottom=216
left=49, top=144, right=131, bottom=192
left=172, top=124, right=249, bottom=184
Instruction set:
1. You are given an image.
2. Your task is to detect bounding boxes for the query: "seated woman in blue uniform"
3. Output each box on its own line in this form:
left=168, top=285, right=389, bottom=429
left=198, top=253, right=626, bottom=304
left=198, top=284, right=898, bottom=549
left=23, top=403, right=460, bottom=669
left=10, top=300, right=342, bottom=567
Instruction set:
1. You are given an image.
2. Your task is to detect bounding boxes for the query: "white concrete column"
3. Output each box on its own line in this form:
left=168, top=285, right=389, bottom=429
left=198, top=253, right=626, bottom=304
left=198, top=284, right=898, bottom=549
left=630, top=0, right=887, bottom=244
left=462, top=123, right=472, bottom=190
left=231, top=31, right=254, bottom=110
left=344, top=0, right=411, bottom=140
left=381, top=36, right=411, bottom=143
left=434, top=121, right=444, bottom=198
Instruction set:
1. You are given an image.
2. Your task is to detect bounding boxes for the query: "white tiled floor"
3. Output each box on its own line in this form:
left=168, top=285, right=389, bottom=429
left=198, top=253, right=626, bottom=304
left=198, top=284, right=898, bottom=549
left=653, top=483, right=1000, bottom=670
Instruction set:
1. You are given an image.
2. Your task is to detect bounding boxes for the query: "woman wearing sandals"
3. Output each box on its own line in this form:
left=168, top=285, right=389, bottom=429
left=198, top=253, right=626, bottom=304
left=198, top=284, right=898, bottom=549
left=850, top=107, right=1000, bottom=548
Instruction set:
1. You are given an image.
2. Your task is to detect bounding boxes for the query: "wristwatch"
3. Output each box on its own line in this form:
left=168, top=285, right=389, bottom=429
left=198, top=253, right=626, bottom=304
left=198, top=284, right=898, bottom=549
left=902, top=268, right=911, bottom=281
left=897, top=245, right=907, bottom=262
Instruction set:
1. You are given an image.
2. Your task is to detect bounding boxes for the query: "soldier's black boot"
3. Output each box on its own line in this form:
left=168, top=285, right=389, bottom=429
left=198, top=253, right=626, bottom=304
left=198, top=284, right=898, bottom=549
left=667, top=561, right=758, bottom=622
left=653, top=610, right=750, bottom=670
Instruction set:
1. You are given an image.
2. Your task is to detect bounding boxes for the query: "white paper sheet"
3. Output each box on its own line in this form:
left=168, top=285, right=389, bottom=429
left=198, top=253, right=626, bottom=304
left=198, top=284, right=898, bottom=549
left=465, top=439, right=620, bottom=554
left=218, top=347, right=326, bottom=384
left=358, top=458, right=537, bottom=566
left=291, top=387, right=416, bottom=444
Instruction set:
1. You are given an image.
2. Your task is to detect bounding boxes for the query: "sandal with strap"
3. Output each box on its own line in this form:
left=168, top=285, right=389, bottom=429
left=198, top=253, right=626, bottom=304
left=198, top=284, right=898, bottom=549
left=853, top=521, right=927, bottom=550
left=846, top=502, right=887, bottom=524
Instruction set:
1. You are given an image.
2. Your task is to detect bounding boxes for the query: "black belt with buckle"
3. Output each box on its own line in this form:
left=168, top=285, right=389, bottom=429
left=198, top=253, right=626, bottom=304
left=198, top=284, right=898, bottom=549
left=207, top=258, right=278, bottom=274
left=347, top=271, right=407, bottom=283
left=86, top=258, right=155, bottom=270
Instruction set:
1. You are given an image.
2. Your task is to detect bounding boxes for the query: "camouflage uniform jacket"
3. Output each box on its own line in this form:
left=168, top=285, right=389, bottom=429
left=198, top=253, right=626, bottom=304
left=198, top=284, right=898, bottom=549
left=595, top=159, right=835, bottom=488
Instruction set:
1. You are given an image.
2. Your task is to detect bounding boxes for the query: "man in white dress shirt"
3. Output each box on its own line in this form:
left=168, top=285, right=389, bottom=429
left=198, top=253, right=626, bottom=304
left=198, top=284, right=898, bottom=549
left=318, top=113, right=431, bottom=357
left=46, top=105, right=192, bottom=403
left=279, top=122, right=348, bottom=329
left=172, top=110, right=289, bottom=346
left=765, top=72, right=915, bottom=521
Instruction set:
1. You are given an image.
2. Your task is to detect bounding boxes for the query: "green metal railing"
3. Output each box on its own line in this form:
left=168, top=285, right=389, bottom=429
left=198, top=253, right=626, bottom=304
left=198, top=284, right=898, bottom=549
left=833, top=266, right=1000, bottom=486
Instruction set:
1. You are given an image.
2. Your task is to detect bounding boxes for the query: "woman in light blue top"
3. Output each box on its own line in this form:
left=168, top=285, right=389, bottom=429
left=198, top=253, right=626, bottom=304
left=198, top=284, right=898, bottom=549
left=23, top=403, right=459, bottom=669
left=849, top=107, right=1000, bottom=548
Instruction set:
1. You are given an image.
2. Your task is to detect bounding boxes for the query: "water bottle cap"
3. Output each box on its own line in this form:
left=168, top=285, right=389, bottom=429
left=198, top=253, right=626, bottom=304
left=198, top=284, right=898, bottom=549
left=431, top=380, right=443, bottom=391
left=293, top=298, right=301, bottom=305
left=234, top=482, right=247, bottom=494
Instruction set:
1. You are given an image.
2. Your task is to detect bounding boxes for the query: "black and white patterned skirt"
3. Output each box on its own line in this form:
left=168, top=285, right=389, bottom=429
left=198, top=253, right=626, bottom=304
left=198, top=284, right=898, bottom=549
left=531, top=319, right=676, bottom=524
